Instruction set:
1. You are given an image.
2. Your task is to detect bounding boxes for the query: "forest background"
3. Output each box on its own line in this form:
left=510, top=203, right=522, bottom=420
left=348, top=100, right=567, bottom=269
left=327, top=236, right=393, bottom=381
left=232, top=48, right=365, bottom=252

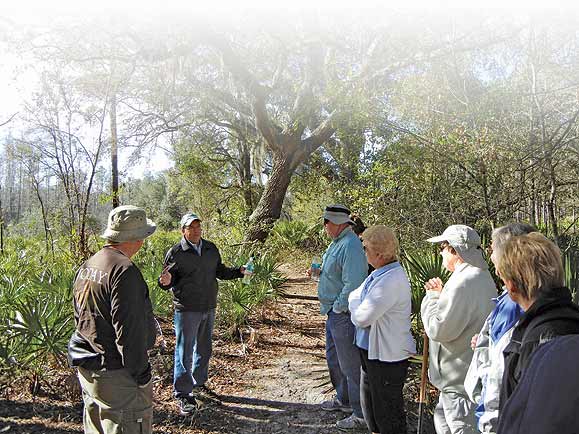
left=0, top=4, right=578, bottom=393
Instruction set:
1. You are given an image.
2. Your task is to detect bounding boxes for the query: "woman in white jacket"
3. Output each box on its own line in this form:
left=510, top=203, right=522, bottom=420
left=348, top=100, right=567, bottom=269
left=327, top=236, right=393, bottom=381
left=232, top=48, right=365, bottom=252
left=348, top=225, right=416, bottom=434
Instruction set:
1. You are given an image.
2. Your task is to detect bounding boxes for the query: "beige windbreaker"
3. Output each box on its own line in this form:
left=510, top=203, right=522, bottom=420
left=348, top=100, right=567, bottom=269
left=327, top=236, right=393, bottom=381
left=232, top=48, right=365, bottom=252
left=421, top=262, right=496, bottom=394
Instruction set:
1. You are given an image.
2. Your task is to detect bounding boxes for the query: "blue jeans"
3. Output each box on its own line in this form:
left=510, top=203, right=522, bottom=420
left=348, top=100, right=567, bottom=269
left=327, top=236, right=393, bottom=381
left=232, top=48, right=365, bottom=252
left=326, top=310, right=363, bottom=417
left=173, top=309, right=215, bottom=398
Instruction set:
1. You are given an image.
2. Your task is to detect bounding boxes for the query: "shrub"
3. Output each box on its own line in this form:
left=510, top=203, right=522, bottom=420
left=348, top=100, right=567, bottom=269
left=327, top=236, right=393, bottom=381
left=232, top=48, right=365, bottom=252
left=217, top=247, right=287, bottom=336
left=270, top=220, right=326, bottom=252
left=0, top=237, right=77, bottom=388
left=401, top=248, right=451, bottom=353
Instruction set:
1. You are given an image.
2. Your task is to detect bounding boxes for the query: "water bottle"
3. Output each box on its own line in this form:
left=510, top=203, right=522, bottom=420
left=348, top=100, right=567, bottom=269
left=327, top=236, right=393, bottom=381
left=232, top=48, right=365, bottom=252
left=311, top=256, right=321, bottom=281
left=242, top=257, right=255, bottom=285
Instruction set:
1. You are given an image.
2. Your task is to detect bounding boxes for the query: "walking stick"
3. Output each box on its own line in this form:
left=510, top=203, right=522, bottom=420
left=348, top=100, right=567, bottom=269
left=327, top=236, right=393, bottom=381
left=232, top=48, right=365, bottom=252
left=417, top=331, right=430, bottom=434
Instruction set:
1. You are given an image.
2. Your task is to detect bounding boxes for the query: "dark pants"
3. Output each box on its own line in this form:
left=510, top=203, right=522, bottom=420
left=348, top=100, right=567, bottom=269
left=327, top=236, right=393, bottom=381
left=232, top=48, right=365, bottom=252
left=359, top=348, right=409, bottom=434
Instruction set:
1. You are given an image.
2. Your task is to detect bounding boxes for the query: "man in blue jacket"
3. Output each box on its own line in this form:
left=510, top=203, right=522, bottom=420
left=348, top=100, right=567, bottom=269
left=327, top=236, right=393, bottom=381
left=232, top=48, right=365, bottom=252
left=317, top=204, right=368, bottom=431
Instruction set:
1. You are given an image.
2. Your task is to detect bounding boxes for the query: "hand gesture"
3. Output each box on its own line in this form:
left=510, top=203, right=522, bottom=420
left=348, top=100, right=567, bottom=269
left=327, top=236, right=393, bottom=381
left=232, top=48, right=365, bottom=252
left=471, top=333, right=479, bottom=350
left=159, top=264, right=173, bottom=286
left=424, top=277, right=443, bottom=293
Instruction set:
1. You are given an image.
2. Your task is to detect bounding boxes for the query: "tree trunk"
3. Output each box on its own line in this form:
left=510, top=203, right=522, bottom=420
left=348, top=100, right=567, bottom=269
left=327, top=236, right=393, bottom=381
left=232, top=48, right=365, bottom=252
left=0, top=183, right=3, bottom=254
left=245, top=154, right=293, bottom=242
left=239, top=140, right=253, bottom=216
left=32, top=178, right=54, bottom=257
left=110, top=92, right=120, bottom=208
left=546, top=156, right=559, bottom=245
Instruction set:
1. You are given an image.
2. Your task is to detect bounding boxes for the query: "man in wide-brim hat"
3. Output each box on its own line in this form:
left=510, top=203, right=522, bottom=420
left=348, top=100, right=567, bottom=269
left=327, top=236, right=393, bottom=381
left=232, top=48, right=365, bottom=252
left=68, top=205, right=158, bottom=434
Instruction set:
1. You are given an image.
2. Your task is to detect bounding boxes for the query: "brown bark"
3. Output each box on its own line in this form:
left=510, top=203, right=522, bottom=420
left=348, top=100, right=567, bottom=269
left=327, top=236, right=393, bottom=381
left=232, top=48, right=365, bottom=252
left=211, top=35, right=337, bottom=241
left=110, top=92, right=120, bottom=208
left=239, top=140, right=253, bottom=216
left=245, top=154, right=294, bottom=242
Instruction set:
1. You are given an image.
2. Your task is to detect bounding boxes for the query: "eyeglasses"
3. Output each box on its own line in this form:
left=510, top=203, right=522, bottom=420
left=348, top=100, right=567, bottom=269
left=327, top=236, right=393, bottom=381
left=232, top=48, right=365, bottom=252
left=439, top=242, right=449, bottom=252
left=323, top=219, right=330, bottom=225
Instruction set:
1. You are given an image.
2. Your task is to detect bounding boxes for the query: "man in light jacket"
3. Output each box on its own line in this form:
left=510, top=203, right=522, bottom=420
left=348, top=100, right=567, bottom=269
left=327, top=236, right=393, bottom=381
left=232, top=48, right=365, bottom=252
left=421, top=225, right=496, bottom=434
left=317, top=204, right=368, bottom=431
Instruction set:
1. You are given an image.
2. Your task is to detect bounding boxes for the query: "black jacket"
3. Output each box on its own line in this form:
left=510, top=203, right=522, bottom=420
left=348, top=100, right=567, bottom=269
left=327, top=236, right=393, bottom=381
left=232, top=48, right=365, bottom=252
left=67, top=247, right=157, bottom=385
left=498, top=334, right=579, bottom=434
left=159, top=237, right=243, bottom=312
left=500, top=287, right=579, bottom=410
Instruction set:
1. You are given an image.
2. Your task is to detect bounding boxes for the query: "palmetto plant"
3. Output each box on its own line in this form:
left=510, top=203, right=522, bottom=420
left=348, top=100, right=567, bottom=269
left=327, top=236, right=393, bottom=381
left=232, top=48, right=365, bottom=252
left=401, top=249, right=452, bottom=354
left=0, top=237, right=77, bottom=389
left=402, top=249, right=452, bottom=322
left=271, top=220, right=310, bottom=247
left=270, top=220, right=326, bottom=252
left=6, top=293, right=73, bottom=368
left=218, top=248, right=287, bottom=336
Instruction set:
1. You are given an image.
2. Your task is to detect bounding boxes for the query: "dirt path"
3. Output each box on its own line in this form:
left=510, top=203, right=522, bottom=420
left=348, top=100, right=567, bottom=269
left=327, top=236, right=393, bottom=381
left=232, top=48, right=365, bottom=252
left=156, top=265, right=346, bottom=433
left=0, top=265, right=434, bottom=434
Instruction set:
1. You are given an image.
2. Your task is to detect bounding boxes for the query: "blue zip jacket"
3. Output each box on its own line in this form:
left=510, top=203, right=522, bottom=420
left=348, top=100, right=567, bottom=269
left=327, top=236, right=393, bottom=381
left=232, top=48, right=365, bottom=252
left=318, top=228, right=367, bottom=315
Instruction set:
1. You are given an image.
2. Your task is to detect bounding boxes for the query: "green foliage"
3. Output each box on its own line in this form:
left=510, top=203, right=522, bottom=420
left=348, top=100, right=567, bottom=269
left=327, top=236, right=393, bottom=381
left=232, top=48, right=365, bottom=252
left=270, top=220, right=327, bottom=252
left=217, top=246, right=288, bottom=335
left=6, top=294, right=73, bottom=368
left=401, top=248, right=452, bottom=353
left=132, top=230, right=180, bottom=317
left=0, top=237, right=78, bottom=381
left=564, top=250, right=579, bottom=303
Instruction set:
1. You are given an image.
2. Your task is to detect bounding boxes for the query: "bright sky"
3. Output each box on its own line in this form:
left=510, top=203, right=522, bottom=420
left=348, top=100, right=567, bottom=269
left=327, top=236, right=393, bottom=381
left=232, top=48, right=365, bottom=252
left=1, top=0, right=578, bottom=176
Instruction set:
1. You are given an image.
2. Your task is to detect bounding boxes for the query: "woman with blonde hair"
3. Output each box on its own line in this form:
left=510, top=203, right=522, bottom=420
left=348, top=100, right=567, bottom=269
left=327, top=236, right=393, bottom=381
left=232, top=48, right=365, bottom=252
left=495, top=232, right=579, bottom=425
left=348, top=225, right=416, bottom=434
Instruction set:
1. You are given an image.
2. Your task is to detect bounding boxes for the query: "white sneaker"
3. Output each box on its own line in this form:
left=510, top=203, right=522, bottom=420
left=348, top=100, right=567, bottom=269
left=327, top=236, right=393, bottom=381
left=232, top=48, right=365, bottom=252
left=336, top=414, right=367, bottom=431
left=320, top=397, right=353, bottom=413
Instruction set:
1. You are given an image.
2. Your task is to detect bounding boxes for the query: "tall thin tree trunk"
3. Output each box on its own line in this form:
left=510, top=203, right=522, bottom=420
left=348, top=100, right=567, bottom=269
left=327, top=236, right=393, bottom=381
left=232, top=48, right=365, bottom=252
left=546, top=156, right=559, bottom=245
left=32, top=179, right=54, bottom=257
left=17, top=164, right=22, bottom=220
left=110, top=92, right=120, bottom=208
left=0, top=183, right=3, bottom=254
left=239, top=141, right=253, bottom=216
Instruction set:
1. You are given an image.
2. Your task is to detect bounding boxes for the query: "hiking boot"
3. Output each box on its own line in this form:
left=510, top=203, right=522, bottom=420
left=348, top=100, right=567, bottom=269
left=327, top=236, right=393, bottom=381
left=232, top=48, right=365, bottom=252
left=336, top=414, right=367, bottom=431
left=320, top=397, right=352, bottom=413
left=178, top=396, right=197, bottom=415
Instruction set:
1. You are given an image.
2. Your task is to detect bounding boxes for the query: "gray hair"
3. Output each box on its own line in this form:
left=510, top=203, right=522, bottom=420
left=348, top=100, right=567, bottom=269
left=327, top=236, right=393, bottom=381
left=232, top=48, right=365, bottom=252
left=491, top=222, right=537, bottom=256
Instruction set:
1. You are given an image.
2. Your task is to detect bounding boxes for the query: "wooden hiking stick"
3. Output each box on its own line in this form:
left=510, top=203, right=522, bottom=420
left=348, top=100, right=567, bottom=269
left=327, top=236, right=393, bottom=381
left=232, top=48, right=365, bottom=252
left=417, top=331, right=430, bottom=434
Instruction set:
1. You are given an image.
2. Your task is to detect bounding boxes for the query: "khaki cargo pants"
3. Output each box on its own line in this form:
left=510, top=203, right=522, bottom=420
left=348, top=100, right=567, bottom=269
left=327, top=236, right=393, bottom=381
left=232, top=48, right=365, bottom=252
left=78, top=367, right=153, bottom=434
